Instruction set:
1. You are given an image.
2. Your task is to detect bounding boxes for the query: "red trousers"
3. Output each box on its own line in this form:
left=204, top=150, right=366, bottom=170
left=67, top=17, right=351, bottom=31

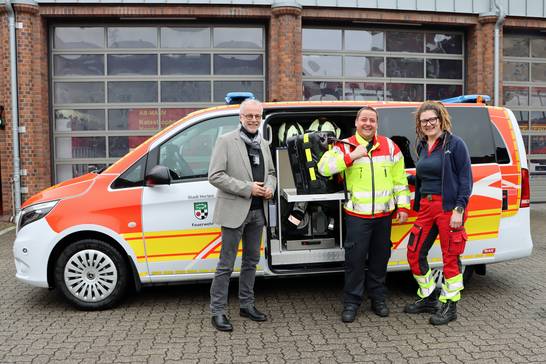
left=407, top=195, right=467, bottom=279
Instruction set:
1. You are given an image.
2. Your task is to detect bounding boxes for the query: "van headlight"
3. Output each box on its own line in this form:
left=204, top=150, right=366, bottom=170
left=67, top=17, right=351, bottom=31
left=18, top=200, right=59, bottom=231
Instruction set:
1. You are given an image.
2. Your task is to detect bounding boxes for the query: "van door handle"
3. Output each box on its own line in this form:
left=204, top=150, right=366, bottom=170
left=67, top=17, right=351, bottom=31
left=502, top=190, right=508, bottom=210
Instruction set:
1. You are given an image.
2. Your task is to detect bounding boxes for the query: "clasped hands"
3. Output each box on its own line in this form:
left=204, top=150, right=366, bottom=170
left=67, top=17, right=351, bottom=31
left=251, top=182, right=273, bottom=200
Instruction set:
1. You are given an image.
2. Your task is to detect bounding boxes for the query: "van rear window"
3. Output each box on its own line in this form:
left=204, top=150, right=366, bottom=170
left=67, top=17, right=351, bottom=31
left=378, top=106, right=500, bottom=167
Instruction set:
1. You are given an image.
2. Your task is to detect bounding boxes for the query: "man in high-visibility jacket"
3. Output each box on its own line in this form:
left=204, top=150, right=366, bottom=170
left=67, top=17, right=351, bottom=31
left=318, top=106, right=410, bottom=323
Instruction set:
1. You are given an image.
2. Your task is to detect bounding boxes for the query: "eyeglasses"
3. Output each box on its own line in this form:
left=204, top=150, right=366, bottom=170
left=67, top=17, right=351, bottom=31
left=419, top=116, right=439, bottom=126
left=242, top=114, right=262, bottom=121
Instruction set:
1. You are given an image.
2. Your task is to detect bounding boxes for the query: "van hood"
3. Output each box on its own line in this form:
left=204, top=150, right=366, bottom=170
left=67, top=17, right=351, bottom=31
left=22, top=173, right=98, bottom=208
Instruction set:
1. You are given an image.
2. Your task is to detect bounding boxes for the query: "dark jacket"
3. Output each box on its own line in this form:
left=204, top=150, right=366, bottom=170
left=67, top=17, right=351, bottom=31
left=410, top=132, right=473, bottom=212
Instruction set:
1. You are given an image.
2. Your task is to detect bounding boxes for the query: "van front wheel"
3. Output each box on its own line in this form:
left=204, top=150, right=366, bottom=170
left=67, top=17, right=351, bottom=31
left=54, top=239, right=128, bottom=310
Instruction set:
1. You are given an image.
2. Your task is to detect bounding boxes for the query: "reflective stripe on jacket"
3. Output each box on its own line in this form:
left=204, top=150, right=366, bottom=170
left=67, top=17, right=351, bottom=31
left=318, top=133, right=410, bottom=217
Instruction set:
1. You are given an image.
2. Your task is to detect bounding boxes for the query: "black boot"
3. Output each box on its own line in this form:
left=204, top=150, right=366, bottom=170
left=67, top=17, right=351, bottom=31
left=341, top=305, right=358, bottom=323
left=429, top=301, right=457, bottom=325
left=371, top=300, right=389, bottom=317
left=240, top=306, right=267, bottom=322
left=404, top=294, right=440, bottom=314
left=211, top=314, right=233, bottom=332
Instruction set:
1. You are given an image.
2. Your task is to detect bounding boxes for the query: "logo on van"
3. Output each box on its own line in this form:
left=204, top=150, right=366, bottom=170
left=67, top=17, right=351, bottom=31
left=194, top=202, right=208, bottom=220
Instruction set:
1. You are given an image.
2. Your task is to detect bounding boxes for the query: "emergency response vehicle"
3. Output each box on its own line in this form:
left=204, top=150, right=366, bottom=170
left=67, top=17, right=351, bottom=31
left=13, top=96, right=533, bottom=309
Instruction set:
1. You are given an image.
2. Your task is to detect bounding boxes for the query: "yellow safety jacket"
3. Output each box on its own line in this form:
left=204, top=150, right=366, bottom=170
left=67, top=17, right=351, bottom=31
left=318, top=133, right=410, bottom=218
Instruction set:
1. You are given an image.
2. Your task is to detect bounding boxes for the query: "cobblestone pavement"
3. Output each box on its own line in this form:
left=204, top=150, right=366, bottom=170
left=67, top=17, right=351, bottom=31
left=0, top=220, right=15, bottom=232
left=1, top=206, right=545, bottom=364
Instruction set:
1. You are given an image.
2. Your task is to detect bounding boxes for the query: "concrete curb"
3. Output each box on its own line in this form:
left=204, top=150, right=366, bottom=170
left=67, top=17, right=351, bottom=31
left=0, top=226, right=15, bottom=236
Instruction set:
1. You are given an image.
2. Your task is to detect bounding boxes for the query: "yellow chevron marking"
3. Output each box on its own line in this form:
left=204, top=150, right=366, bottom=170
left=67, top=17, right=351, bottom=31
left=143, top=227, right=220, bottom=237
left=387, top=253, right=494, bottom=267
left=467, top=208, right=500, bottom=216
left=392, top=211, right=500, bottom=244
left=145, top=266, right=264, bottom=276
left=139, top=227, right=222, bottom=263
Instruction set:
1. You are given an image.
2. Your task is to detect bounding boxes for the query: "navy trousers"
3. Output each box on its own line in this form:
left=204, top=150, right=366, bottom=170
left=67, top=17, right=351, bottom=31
left=343, top=213, right=392, bottom=307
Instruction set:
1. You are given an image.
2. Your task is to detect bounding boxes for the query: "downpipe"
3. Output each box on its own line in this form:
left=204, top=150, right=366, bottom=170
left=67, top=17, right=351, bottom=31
left=493, top=0, right=506, bottom=107
left=5, top=0, right=22, bottom=219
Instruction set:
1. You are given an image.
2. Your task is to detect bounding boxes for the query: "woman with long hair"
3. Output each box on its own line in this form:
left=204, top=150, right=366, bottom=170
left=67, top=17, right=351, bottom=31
left=404, top=101, right=472, bottom=325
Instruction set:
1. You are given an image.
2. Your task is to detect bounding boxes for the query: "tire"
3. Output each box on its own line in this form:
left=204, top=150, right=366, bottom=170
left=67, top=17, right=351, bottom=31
left=54, top=239, right=129, bottom=310
left=462, top=265, right=474, bottom=284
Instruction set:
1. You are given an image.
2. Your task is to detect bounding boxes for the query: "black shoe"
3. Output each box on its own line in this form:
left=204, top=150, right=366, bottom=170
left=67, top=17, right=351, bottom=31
left=404, top=295, right=441, bottom=314
left=240, top=306, right=267, bottom=321
left=341, top=305, right=358, bottom=323
left=430, top=301, right=457, bottom=325
left=211, top=314, right=233, bottom=332
left=371, top=300, right=390, bottom=317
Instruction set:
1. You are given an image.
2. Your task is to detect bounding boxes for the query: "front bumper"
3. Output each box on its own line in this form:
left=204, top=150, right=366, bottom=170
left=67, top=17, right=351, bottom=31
left=13, top=218, right=57, bottom=288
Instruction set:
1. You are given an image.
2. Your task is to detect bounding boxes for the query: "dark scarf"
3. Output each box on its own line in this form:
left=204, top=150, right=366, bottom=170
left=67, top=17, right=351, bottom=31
left=239, top=124, right=262, bottom=166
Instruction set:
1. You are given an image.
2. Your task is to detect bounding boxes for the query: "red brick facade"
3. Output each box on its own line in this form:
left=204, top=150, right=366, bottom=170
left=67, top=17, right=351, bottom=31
left=269, top=5, right=302, bottom=101
left=0, top=9, right=7, bottom=216
left=466, top=16, right=497, bottom=102
left=1, top=3, right=51, bottom=218
left=0, top=4, right=544, bottom=218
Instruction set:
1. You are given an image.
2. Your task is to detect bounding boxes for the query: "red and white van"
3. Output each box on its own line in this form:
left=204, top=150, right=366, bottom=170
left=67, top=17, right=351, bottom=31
left=13, top=99, right=533, bottom=309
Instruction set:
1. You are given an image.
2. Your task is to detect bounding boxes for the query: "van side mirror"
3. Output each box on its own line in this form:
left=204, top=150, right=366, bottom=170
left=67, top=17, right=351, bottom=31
left=145, top=165, right=171, bottom=186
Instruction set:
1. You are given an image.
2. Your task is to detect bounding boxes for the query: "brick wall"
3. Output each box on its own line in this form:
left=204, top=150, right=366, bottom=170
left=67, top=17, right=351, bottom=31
left=15, top=4, right=51, bottom=212
left=0, top=7, right=12, bottom=218
left=1, top=3, right=543, bottom=217
left=467, top=16, right=498, bottom=103
left=0, top=4, right=50, bottom=219
left=269, top=5, right=302, bottom=101
left=505, top=17, right=546, bottom=29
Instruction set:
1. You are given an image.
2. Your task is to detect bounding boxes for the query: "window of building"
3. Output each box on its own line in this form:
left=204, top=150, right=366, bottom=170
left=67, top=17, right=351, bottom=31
left=302, top=28, right=464, bottom=102
left=503, top=33, right=546, bottom=179
left=51, top=25, right=265, bottom=183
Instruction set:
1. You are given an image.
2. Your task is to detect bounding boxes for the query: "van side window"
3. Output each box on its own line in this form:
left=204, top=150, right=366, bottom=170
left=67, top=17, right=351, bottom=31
left=378, top=108, right=419, bottom=168
left=157, top=115, right=239, bottom=181
left=379, top=107, right=501, bottom=166
left=447, top=107, right=497, bottom=164
left=111, top=155, right=147, bottom=189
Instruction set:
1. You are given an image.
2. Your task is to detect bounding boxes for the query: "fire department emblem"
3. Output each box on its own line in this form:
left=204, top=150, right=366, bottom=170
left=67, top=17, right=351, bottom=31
left=194, top=202, right=208, bottom=220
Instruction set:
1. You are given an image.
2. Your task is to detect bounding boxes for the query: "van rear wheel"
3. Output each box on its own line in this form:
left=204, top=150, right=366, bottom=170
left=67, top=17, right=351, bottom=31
left=54, top=239, right=128, bottom=310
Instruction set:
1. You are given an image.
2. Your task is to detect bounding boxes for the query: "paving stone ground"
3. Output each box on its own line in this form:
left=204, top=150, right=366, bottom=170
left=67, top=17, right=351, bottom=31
left=1, top=205, right=545, bottom=363
left=0, top=220, right=14, bottom=232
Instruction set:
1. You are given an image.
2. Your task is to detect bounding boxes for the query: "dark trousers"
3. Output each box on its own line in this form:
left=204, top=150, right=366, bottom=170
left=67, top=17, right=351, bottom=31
left=210, top=209, right=265, bottom=315
left=343, top=213, right=393, bottom=307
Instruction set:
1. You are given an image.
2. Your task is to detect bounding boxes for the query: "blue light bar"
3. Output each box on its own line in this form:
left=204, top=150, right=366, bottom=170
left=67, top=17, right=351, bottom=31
left=225, top=92, right=255, bottom=105
left=440, top=94, right=491, bottom=104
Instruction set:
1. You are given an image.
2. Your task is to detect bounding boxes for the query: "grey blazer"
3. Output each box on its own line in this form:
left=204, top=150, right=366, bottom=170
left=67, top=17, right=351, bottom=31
left=208, top=128, right=277, bottom=229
